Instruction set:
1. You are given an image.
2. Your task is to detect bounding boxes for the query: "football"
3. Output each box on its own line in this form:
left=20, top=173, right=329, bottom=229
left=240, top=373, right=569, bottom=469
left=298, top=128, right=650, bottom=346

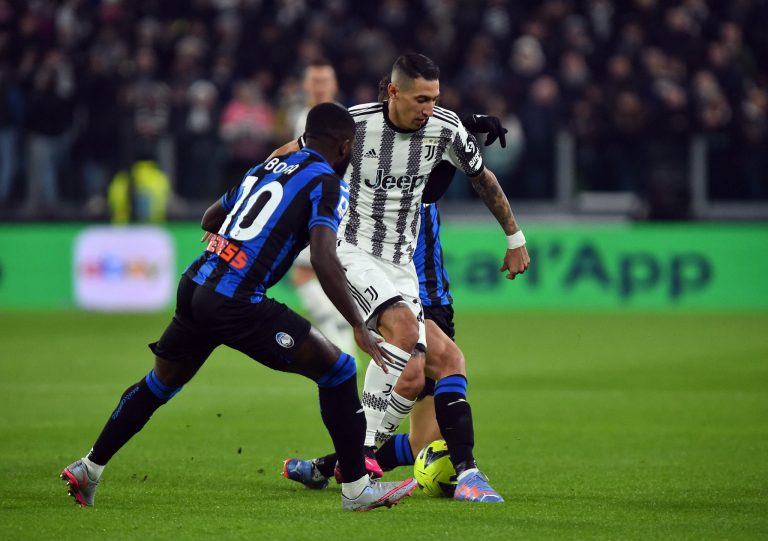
left=413, top=439, right=457, bottom=497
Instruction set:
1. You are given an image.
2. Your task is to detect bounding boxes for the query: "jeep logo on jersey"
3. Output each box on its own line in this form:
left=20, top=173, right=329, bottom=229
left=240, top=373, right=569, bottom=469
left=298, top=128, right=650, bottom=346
left=275, top=332, right=295, bottom=348
left=363, top=169, right=426, bottom=193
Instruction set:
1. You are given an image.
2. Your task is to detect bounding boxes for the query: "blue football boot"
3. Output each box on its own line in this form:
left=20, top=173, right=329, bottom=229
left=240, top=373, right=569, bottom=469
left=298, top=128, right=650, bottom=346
left=282, top=458, right=329, bottom=490
left=453, top=470, right=504, bottom=502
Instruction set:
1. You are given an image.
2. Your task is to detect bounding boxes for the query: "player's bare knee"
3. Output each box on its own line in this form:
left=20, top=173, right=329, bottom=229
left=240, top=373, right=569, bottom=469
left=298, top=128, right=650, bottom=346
left=290, top=328, right=341, bottom=380
left=425, top=341, right=465, bottom=379
left=442, top=344, right=465, bottom=375
left=378, top=303, right=419, bottom=352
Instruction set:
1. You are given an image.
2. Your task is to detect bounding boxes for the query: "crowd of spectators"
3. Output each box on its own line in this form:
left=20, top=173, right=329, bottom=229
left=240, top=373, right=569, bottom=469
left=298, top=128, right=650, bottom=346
left=0, top=0, right=766, bottom=220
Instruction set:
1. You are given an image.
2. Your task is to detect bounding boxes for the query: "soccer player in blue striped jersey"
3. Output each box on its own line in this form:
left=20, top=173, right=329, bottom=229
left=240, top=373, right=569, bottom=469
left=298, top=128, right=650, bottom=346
left=60, top=103, right=418, bottom=512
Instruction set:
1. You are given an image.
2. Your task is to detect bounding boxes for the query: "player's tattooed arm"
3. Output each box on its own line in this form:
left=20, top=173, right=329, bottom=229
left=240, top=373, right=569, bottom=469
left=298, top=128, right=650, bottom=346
left=470, top=167, right=530, bottom=280
left=469, top=168, right=519, bottom=235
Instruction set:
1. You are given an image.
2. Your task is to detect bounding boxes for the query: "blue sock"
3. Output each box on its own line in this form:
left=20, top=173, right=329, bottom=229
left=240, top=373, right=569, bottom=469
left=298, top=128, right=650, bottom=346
left=89, top=370, right=182, bottom=465
left=375, top=433, right=415, bottom=471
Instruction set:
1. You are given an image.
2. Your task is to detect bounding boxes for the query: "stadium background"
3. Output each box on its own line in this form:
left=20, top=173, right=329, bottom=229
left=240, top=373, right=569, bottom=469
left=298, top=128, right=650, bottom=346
left=0, top=1, right=766, bottom=539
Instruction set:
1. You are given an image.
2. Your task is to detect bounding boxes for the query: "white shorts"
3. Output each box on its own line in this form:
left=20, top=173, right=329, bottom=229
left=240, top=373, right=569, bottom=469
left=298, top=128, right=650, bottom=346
left=294, top=246, right=312, bottom=268
left=337, top=239, right=426, bottom=349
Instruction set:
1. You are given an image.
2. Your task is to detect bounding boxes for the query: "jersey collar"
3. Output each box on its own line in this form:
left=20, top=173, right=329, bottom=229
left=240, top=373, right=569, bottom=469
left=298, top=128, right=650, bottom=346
left=383, top=100, right=427, bottom=134
left=301, top=146, right=328, bottom=164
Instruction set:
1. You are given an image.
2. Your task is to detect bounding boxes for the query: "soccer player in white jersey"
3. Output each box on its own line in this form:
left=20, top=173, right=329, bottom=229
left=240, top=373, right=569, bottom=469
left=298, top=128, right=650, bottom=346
left=289, top=60, right=357, bottom=356
left=281, top=53, right=529, bottom=501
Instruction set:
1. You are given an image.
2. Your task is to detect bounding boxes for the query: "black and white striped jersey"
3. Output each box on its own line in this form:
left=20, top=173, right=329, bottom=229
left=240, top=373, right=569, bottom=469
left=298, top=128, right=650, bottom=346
left=341, top=100, right=484, bottom=265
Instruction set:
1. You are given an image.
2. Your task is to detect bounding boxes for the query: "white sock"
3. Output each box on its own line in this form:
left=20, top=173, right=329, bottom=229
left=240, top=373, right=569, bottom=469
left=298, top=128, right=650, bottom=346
left=457, top=467, right=479, bottom=482
left=297, top=279, right=356, bottom=354
left=362, top=361, right=400, bottom=447
left=82, top=455, right=104, bottom=480
left=361, top=343, right=411, bottom=447
left=342, top=474, right=371, bottom=499
left=375, top=391, right=416, bottom=446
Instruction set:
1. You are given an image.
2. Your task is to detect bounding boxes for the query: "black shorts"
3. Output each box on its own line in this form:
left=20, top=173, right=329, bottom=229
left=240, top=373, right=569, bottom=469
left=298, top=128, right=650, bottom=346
left=423, top=304, right=455, bottom=341
left=149, top=275, right=311, bottom=372
left=417, top=303, right=455, bottom=400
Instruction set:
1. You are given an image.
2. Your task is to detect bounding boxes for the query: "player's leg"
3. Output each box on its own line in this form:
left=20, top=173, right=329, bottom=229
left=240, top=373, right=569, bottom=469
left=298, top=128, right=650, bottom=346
left=359, top=303, right=422, bottom=448
left=227, top=299, right=416, bottom=510
left=337, top=241, right=423, bottom=449
left=281, top=316, right=454, bottom=484
left=350, top=315, right=428, bottom=473
left=424, top=317, right=503, bottom=502
left=375, top=393, right=441, bottom=471
left=318, top=351, right=423, bottom=484
left=280, top=244, right=426, bottom=490
left=289, top=382, right=442, bottom=484
left=286, top=392, right=440, bottom=489
left=284, top=331, right=419, bottom=509
left=61, top=276, right=217, bottom=507
left=281, top=379, right=427, bottom=489
left=364, top=281, right=427, bottom=448
left=408, top=395, right=442, bottom=455
left=423, top=319, right=472, bottom=470
left=369, top=339, right=424, bottom=444
left=292, top=248, right=356, bottom=355
left=282, top=376, right=437, bottom=487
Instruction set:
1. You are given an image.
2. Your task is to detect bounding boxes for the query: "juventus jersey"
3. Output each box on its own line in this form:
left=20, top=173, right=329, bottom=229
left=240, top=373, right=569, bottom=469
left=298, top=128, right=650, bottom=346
left=341, top=101, right=484, bottom=265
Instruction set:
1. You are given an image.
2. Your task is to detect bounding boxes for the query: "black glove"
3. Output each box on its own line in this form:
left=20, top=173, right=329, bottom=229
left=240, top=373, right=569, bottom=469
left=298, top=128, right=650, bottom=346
left=461, top=114, right=508, bottom=148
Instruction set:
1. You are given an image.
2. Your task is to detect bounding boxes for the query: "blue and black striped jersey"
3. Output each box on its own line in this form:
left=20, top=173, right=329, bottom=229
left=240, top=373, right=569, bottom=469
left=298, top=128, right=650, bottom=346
left=414, top=203, right=452, bottom=307
left=185, top=148, right=349, bottom=303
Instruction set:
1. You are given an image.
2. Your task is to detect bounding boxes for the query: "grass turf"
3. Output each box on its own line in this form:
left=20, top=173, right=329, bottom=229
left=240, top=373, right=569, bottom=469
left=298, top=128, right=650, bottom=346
left=0, top=311, right=766, bottom=540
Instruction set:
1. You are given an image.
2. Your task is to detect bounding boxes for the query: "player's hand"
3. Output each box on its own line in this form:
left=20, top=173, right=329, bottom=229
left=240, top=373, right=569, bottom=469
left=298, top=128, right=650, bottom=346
left=462, top=114, right=508, bottom=148
left=501, top=245, right=530, bottom=280
left=201, top=231, right=215, bottom=243
left=353, top=324, right=391, bottom=373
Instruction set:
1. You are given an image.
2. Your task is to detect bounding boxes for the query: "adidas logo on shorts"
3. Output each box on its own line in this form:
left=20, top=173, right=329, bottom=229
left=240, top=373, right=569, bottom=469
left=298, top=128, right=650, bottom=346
left=363, top=148, right=378, bottom=158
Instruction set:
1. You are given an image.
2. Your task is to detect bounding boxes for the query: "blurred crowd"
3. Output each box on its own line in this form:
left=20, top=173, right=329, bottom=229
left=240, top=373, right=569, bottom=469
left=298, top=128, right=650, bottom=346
left=0, top=0, right=766, bottom=219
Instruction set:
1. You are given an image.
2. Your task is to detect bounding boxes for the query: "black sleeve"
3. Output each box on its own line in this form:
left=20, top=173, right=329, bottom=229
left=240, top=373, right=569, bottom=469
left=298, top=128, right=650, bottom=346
left=422, top=161, right=458, bottom=204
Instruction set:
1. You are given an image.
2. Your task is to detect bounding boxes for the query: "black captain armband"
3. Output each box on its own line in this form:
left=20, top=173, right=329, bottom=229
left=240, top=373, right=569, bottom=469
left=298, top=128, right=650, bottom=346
left=461, top=114, right=508, bottom=148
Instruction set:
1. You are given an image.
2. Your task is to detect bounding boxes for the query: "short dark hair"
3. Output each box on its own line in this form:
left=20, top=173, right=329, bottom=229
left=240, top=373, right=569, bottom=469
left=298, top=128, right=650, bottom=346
left=305, top=102, right=355, bottom=142
left=306, top=58, right=333, bottom=70
left=377, top=74, right=390, bottom=101
left=392, top=53, right=440, bottom=81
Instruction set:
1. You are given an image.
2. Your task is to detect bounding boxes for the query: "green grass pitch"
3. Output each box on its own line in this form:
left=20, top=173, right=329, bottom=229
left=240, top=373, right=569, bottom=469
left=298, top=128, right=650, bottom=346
left=0, top=310, right=766, bottom=540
